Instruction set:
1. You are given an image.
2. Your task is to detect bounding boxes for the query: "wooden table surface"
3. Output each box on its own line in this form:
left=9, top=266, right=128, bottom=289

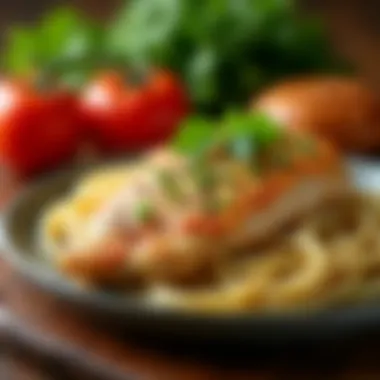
left=4, top=173, right=380, bottom=380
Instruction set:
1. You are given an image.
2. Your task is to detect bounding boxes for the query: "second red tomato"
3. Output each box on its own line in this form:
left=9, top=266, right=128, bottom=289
left=80, top=69, right=190, bottom=152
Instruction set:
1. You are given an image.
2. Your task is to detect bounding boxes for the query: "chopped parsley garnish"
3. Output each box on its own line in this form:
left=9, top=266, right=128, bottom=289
left=204, top=196, right=225, bottom=215
left=133, top=201, right=155, bottom=223
left=158, top=170, right=184, bottom=201
left=194, top=166, right=217, bottom=192
left=171, top=116, right=217, bottom=156
left=222, top=110, right=281, bottom=150
left=172, top=110, right=282, bottom=163
left=171, top=110, right=284, bottom=212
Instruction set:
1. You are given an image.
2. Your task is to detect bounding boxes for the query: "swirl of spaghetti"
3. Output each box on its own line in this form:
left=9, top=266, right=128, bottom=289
left=39, top=165, right=380, bottom=313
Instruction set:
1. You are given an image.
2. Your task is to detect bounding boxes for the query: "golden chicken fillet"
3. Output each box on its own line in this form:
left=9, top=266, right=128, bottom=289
left=55, top=128, right=349, bottom=288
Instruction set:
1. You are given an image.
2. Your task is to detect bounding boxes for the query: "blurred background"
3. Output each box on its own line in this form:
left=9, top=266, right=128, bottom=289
left=0, top=0, right=120, bottom=26
left=2, top=0, right=380, bottom=173
left=1, top=0, right=379, bottom=89
left=0, top=0, right=119, bottom=52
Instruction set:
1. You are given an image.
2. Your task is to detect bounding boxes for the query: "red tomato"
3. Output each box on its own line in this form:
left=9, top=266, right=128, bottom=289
left=80, top=69, right=190, bottom=152
left=0, top=79, right=83, bottom=177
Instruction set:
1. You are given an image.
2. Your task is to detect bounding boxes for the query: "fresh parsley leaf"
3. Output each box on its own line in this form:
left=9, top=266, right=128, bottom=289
left=172, top=116, right=217, bottom=155
left=186, top=46, right=219, bottom=104
left=249, top=111, right=282, bottom=148
left=3, top=27, right=37, bottom=74
left=3, top=7, right=106, bottom=85
left=109, top=0, right=341, bottom=112
left=172, top=111, right=281, bottom=160
left=108, top=0, right=183, bottom=65
left=37, top=8, right=85, bottom=63
left=222, top=110, right=249, bottom=138
left=222, top=110, right=281, bottom=152
left=222, top=112, right=277, bottom=164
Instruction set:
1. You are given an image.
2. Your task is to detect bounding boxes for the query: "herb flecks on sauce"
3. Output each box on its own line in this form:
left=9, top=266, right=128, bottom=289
left=133, top=201, right=156, bottom=223
left=169, top=111, right=305, bottom=214
left=157, top=170, right=184, bottom=202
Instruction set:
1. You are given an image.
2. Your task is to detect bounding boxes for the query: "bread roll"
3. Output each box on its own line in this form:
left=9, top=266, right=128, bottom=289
left=254, top=76, right=380, bottom=153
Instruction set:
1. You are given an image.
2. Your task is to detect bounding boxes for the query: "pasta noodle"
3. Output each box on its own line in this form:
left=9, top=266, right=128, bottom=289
left=39, top=166, right=380, bottom=313
left=144, top=195, right=380, bottom=313
left=40, top=165, right=131, bottom=256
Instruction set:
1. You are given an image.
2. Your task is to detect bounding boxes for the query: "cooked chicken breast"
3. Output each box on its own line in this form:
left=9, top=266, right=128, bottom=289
left=58, top=131, right=348, bottom=287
